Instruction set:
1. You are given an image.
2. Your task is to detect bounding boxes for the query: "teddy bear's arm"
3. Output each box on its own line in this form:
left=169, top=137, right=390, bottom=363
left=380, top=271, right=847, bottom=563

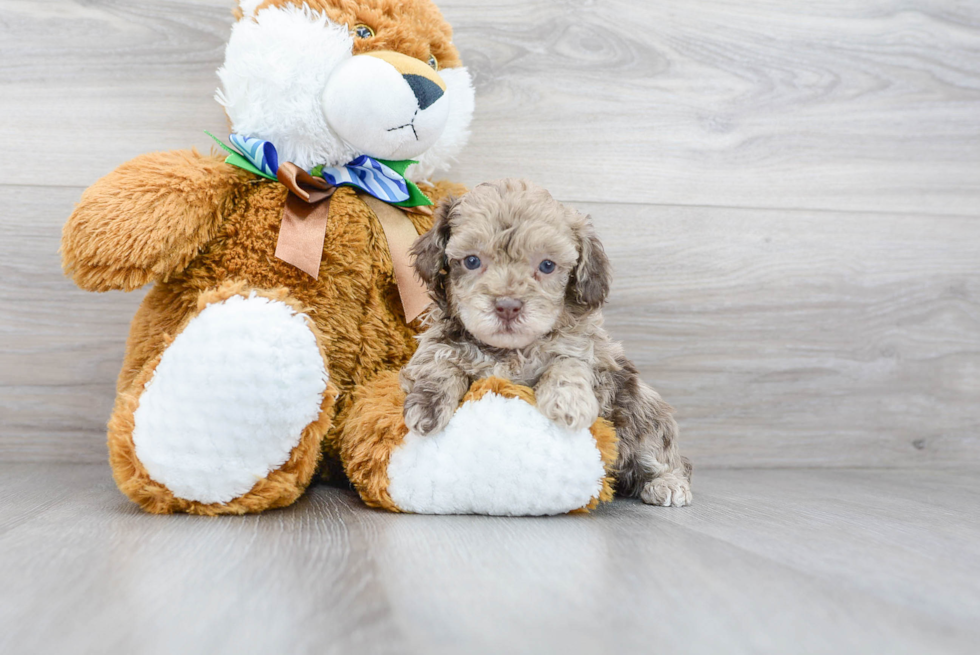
left=61, top=149, right=247, bottom=292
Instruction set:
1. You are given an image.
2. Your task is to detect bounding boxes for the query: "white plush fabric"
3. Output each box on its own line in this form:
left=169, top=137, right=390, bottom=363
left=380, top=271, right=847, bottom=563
left=322, top=55, right=450, bottom=161
left=132, top=295, right=329, bottom=504
left=237, top=0, right=264, bottom=19
left=216, top=4, right=475, bottom=180
left=387, top=393, right=606, bottom=516
left=217, top=5, right=358, bottom=171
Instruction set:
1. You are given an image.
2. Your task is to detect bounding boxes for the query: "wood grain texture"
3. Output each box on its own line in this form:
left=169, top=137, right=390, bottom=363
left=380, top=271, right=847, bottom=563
left=0, top=186, right=146, bottom=461
left=0, top=463, right=978, bottom=655
left=1, top=0, right=979, bottom=213
left=1, top=0, right=979, bottom=466
left=594, top=202, right=980, bottom=467
left=2, top=186, right=979, bottom=466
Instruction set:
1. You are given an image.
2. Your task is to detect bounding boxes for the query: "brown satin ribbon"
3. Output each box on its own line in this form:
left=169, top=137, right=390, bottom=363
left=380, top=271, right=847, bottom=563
left=359, top=194, right=432, bottom=323
left=273, top=162, right=432, bottom=322
left=275, top=163, right=334, bottom=278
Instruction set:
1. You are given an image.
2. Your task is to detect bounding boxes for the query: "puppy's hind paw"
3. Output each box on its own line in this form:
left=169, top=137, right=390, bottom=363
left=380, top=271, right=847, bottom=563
left=641, top=473, right=692, bottom=507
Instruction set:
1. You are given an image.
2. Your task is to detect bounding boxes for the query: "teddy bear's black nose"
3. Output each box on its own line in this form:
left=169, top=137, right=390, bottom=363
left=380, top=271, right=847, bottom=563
left=403, top=74, right=444, bottom=111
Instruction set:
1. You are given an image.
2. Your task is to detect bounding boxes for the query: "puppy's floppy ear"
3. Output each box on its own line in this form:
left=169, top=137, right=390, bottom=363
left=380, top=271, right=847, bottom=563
left=411, top=195, right=458, bottom=306
left=569, top=219, right=611, bottom=312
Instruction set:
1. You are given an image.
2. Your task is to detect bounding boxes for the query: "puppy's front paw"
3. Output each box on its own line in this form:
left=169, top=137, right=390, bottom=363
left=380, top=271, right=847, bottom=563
left=641, top=473, right=692, bottom=507
left=404, top=387, right=457, bottom=436
left=535, top=381, right=600, bottom=431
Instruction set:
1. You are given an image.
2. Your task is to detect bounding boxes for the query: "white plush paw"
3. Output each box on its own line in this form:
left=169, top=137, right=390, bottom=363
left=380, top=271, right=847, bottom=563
left=390, top=392, right=606, bottom=516
left=535, top=381, right=600, bottom=432
left=132, top=294, right=328, bottom=504
left=641, top=474, right=692, bottom=507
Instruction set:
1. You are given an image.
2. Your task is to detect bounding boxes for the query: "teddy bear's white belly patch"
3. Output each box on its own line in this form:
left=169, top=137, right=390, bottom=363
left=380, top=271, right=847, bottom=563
left=387, top=393, right=606, bottom=516
left=132, top=294, right=328, bottom=505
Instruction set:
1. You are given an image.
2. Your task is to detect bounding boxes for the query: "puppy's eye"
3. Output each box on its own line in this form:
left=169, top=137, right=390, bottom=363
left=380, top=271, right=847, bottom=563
left=463, top=255, right=482, bottom=270
left=538, top=260, right=556, bottom=274
left=353, top=24, right=375, bottom=39
left=428, top=55, right=439, bottom=70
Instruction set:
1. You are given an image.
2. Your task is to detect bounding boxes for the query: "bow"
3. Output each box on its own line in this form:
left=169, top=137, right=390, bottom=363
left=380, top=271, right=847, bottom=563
left=211, top=132, right=432, bottom=208
left=206, top=132, right=432, bottom=323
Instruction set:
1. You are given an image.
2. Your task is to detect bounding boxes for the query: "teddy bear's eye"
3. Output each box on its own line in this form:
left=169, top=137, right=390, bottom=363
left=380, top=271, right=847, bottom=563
left=353, top=24, right=375, bottom=39
left=538, top=260, right=556, bottom=274
left=463, top=255, right=482, bottom=270
left=428, top=55, right=439, bottom=70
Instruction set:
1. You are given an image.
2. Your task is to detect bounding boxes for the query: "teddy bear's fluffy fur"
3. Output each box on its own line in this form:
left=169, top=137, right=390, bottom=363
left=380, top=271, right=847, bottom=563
left=219, top=1, right=474, bottom=177
left=62, top=148, right=463, bottom=514
left=236, top=0, right=462, bottom=71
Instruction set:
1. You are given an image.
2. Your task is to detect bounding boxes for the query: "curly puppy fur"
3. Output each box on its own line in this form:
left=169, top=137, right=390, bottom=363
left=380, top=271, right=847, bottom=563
left=400, top=179, right=693, bottom=506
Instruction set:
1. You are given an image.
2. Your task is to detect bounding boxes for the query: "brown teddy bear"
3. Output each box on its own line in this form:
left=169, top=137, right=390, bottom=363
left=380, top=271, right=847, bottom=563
left=61, top=0, right=475, bottom=515
left=62, top=0, right=618, bottom=516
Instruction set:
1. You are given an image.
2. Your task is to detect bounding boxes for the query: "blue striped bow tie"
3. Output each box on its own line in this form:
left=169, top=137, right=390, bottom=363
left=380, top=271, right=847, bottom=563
left=207, top=132, right=432, bottom=208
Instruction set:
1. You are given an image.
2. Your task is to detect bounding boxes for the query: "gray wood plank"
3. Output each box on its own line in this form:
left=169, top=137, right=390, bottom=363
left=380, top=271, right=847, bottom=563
left=1, top=0, right=979, bottom=214
left=0, top=185, right=145, bottom=462
left=597, top=202, right=980, bottom=468
left=3, top=185, right=978, bottom=466
left=0, top=464, right=977, bottom=655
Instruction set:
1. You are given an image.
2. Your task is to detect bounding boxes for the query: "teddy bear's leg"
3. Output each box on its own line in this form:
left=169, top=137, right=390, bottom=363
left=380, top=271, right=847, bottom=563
left=342, top=374, right=618, bottom=515
left=109, top=284, right=336, bottom=515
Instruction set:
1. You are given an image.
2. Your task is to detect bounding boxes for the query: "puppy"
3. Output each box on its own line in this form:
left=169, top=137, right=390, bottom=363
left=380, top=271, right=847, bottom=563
left=399, top=179, right=692, bottom=506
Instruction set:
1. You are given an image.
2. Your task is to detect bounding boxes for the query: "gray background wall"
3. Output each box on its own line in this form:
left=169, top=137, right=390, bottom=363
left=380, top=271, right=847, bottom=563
left=1, top=0, right=978, bottom=468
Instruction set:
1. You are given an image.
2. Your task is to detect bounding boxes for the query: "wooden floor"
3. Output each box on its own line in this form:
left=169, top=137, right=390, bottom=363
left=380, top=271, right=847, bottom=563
left=1, top=463, right=977, bottom=655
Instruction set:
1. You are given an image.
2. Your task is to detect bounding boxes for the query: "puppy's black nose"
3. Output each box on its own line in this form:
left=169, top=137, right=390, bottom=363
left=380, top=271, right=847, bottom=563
left=494, top=298, right=524, bottom=322
left=403, top=74, right=444, bottom=111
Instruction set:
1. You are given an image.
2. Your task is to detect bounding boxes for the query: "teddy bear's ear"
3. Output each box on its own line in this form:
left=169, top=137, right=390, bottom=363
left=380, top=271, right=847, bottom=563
left=411, top=196, right=459, bottom=307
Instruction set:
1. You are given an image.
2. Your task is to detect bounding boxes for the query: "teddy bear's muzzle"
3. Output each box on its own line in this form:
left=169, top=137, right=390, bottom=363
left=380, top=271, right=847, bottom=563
left=321, top=50, right=450, bottom=161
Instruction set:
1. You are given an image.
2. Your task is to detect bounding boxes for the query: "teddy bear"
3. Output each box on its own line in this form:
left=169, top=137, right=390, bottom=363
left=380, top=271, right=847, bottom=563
left=62, top=0, right=618, bottom=516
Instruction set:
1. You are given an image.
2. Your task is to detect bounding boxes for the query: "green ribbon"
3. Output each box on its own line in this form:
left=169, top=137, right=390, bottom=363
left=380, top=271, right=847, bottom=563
left=206, top=131, right=432, bottom=207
